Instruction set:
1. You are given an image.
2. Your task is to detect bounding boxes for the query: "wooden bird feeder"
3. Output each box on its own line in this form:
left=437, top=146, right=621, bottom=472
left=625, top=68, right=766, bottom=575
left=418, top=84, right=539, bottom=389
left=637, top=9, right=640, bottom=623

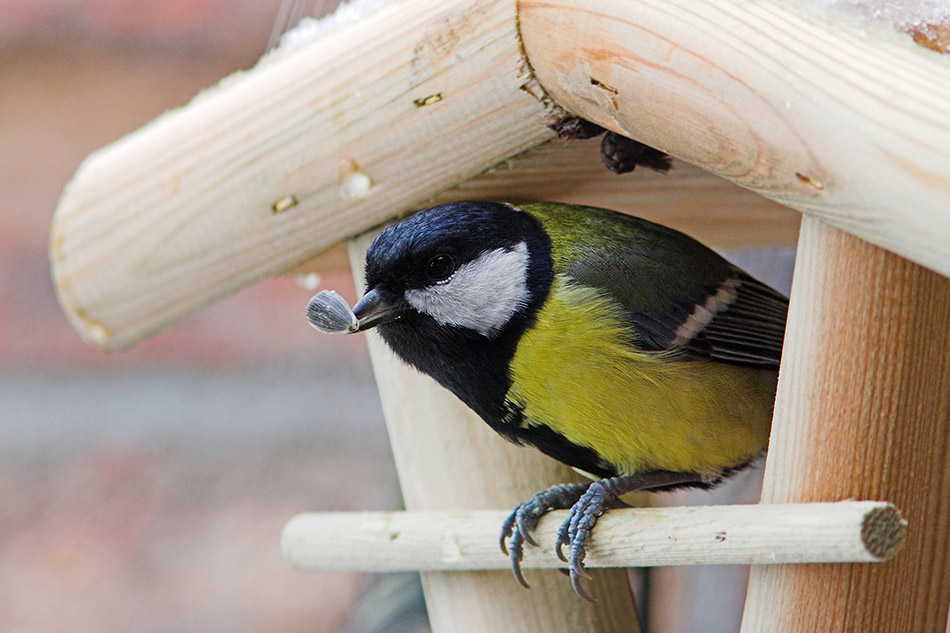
left=50, top=1, right=950, bottom=631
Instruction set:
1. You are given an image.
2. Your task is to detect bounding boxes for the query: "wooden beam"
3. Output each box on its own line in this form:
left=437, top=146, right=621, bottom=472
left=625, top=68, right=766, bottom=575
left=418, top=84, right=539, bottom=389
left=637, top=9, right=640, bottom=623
left=347, top=231, right=640, bottom=633
left=52, top=0, right=950, bottom=350
left=741, top=216, right=950, bottom=632
left=282, top=501, right=904, bottom=572
left=519, top=0, right=950, bottom=278
left=289, top=138, right=799, bottom=276
left=50, top=0, right=558, bottom=350
left=430, top=139, right=800, bottom=249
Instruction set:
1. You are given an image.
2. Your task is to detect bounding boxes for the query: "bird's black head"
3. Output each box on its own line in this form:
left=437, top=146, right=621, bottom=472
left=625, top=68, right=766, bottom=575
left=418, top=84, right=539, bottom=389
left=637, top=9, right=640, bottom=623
left=353, top=201, right=553, bottom=421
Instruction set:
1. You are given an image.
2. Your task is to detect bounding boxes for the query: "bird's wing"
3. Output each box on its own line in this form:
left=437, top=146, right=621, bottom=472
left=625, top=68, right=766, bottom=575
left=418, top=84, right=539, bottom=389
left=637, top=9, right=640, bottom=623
left=557, top=212, right=788, bottom=369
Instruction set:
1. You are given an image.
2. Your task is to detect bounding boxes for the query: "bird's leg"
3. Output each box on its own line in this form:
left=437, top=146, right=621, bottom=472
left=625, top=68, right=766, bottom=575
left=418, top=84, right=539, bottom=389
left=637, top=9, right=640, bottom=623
left=557, top=471, right=709, bottom=602
left=499, top=482, right=591, bottom=588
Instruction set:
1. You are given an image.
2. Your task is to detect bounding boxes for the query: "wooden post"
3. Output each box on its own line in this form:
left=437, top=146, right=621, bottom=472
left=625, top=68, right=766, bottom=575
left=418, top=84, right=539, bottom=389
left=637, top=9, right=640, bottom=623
left=346, top=232, right=640, bottom=633
left=741, top=216, right=950, bottom=632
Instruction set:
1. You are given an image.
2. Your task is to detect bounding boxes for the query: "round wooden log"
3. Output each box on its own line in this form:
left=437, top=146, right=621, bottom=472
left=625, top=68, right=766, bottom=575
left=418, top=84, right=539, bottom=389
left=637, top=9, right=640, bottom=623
left=519, top=0, right=950, bottom=280
left=741, top=216, right=950, bottom=632
left=50, top=0, right=558, bottom=350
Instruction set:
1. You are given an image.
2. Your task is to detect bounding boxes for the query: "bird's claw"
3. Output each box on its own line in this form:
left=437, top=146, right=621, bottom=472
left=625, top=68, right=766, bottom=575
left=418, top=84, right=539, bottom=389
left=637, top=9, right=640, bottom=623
left=499, top=510, right=516, bottom=556
left=517, top=509, right=539, bottom=547
left=505, top=524, right=530, bottom=588
left=499, top=483, right=590, bottom=591
left=551, top=480, right=620, bottom=602
left=500, top=502, right=540, bottom=587
left=504, top=473, right=708, bottom=600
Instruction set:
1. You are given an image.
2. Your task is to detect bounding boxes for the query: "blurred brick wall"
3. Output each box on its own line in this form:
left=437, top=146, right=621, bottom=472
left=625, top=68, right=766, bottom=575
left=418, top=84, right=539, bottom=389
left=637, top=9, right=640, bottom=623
left=0, top=0, right=367, bottom=370
left=1, top=0, right=275, bottom=56
left=0, top=2, right=411, bottom=632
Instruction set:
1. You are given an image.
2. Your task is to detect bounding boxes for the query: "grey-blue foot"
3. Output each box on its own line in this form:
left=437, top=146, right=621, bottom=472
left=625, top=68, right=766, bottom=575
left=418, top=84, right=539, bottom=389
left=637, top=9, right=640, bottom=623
left=554, top=477, right=633, bottom=602
left=503, top=471, right=709, bottom=601
left=499, top=483, right=590, bottom=588
left=555, top=472, right=710, bottom=601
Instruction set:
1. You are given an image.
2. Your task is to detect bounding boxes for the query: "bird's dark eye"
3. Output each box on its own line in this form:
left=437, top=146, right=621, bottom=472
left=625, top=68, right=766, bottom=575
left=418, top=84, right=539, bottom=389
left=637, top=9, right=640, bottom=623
left=426, top=254, right=455, bottom=282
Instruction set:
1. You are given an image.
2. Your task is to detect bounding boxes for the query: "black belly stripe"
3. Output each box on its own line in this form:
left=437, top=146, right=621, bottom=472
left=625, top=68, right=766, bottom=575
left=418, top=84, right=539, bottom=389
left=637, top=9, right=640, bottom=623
left=496, top=403, right=617, bottom=479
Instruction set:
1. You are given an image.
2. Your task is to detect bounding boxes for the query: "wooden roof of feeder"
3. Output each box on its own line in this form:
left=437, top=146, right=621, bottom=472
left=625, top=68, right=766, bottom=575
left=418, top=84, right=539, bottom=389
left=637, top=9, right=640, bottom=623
left=50, top=0, right=950, bottom=350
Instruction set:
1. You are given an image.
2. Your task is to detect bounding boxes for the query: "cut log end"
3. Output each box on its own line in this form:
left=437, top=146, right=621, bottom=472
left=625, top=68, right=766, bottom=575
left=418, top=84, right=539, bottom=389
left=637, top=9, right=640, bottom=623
left=861, top=504, right=906, bottom=561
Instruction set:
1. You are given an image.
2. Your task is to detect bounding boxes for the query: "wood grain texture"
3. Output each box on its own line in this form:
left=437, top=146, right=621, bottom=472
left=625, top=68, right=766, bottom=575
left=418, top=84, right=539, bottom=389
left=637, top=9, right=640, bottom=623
left=741, top=216, right=950, bottom=632
left=429, top=139, right=800, bottom=249
left=51, top=0, right=558, bottom=349
left=289, top=138, right=799, bottom=276
left=519, top=0, right=950, bottom=279
left=282, top=502, right=904, bottom=571
left=347, top=232, right=640, bottom=633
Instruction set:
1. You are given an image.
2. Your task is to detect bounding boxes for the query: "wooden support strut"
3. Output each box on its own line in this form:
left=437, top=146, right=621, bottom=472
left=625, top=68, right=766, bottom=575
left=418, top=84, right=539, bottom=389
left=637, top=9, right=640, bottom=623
left=346, top=232, right=641, bottom=633
left=741, top=217, right=950, bottom=632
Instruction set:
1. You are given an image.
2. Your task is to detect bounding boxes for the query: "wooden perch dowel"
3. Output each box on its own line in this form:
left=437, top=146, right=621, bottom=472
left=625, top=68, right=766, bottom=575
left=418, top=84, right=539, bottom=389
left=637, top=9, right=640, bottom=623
left=282, top=501, right=904, bottom=573
left=51, top=0, right=557, bottom=349
left=519, top=0, right=950, bottom=279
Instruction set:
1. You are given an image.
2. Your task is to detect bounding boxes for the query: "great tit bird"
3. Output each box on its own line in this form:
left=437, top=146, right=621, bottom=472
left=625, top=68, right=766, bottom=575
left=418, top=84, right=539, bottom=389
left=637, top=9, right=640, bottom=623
left=308, top=201, right=786, bottom=600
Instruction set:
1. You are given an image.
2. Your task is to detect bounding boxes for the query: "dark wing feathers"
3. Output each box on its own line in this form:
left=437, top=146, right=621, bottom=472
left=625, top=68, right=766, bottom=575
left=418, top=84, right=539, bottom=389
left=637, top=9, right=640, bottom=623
left=625, top=269, right=787, bottom=369
left=548, top=208, right=788, bottom=370
left=701, top=271, right=786, bottom=368
left=626, top=307, right=709, bottom=354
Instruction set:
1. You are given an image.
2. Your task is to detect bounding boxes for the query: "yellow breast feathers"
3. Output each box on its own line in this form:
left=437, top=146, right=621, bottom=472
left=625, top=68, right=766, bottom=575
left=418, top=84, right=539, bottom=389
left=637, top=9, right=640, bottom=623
left=506, top=276, right=775, bottom=477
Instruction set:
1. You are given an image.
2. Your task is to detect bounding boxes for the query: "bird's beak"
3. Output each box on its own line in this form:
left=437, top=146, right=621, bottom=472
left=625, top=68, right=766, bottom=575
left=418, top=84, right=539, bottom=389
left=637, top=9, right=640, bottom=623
left=353, top=287, right=402, bottom=331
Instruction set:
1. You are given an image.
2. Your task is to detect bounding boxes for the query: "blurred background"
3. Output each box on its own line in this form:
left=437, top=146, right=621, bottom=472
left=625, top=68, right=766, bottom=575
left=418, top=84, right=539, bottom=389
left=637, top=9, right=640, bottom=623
left=0, top=1, right=795, bottom=631
left=1, top=1, right=408, bottom=631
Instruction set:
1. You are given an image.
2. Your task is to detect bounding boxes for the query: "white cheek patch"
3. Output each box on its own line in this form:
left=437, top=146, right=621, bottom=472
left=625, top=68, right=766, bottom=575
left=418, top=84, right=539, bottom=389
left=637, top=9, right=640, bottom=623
left=405, top=242, right=530, bottom=337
